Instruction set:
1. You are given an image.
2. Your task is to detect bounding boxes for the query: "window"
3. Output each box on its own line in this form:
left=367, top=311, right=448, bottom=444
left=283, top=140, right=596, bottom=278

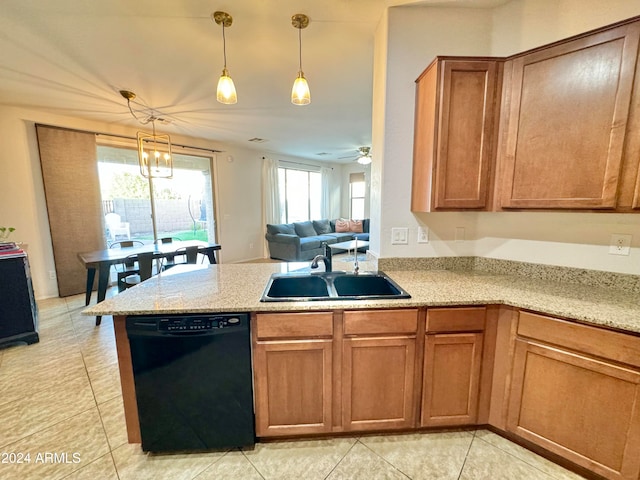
left=349, top=172, right=366, bottom=219
left=278, top=167, right=321, bottom=223
left=97, top=145, right=217, bottom=244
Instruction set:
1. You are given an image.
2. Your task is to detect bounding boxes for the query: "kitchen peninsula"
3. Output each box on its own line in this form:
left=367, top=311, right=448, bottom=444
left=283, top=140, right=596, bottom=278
left=84, top=260, right=640, bottom=480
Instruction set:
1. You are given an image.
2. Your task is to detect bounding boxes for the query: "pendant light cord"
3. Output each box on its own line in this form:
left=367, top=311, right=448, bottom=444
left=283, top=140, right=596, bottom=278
left=222, top=24, right=228, bottom=69
left=298, top=26, right=303, bottom=71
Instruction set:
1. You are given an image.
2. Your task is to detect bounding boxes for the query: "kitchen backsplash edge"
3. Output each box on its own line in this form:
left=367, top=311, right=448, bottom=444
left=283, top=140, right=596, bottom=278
left=377, top=256, right=640, bottom=293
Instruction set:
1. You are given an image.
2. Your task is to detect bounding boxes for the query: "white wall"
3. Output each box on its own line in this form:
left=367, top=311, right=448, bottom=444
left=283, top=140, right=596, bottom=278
left=0, top=105, right=312, bottom=298
left=372, top=1, right=640, bottom=274
left=491, top=0, right=640, bottom=56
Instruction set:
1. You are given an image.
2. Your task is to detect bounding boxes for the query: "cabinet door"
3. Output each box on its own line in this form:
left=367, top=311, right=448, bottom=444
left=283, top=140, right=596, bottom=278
left=499, top=22, right=640, bottom=209
left=412, top=58, right=500, bottom=211
left=342, top=336, right=416, bottom=431
left=253, top=339, right=332, bottom=437
left=421, top=332, right=483, bottom=427
left=507, top=339, right=640, bottom=480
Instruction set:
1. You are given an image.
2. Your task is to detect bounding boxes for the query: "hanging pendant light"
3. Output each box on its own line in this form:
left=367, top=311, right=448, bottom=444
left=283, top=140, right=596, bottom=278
left=120, top=90, right=173, bottom=179
left=137, top=119, right=173, bottom=179
left=291, top=14, right=311, bottom=106
left=213, top=11, right=237, bottom=104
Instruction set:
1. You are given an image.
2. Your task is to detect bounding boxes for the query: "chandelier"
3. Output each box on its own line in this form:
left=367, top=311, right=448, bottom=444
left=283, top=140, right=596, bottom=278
left=120, top=90, right=173, bottom=179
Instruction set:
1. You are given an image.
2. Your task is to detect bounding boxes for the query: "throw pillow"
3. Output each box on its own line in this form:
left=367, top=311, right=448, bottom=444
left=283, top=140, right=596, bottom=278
left=335, top=219, right=350, bottom=233
left=313, top=219, right=332, bottom=234
left=349, top=220, right=363, bottom=233
left=294, top=221, right=318, bottom=237
left=267, top=223, right=295, bottom=235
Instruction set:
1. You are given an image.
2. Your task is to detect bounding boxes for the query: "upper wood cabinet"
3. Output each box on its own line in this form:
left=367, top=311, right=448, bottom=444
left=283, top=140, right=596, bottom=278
left=411, top=57, right=502, bottom=211
left=497, top=22, right=640, bottom=210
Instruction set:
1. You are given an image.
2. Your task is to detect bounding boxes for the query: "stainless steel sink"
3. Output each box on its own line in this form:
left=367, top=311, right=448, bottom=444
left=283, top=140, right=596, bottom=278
left=260, top=271, right=410, bottom=302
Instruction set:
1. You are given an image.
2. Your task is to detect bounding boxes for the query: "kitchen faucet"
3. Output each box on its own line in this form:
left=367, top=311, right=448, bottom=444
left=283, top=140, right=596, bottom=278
left=353, top=236, right=359, bottom=275
left=311, top=242, right=332, bottom=272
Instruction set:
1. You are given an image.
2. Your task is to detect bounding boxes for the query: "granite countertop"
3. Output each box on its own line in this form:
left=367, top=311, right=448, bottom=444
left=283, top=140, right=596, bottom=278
left=82, top=259, right=640, bottom=335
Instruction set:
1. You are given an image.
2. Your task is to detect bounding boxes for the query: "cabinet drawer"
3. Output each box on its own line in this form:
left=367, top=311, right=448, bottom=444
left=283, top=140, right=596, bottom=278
left=256, top=312, right=333, bottom=340
left=517, top=311, right=640, bottom=369
left=426, top=307, right=486, bottom=333
left=344, top=309, right=418, bottom=336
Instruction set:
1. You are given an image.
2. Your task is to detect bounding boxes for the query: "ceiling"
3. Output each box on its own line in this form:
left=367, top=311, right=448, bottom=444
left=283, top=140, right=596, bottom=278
left=0, top=0, right=508, bottom=163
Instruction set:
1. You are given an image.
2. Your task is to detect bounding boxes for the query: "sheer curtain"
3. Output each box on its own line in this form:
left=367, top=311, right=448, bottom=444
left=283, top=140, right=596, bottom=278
left=320, top=166, right=334, bottom=219
left=262, top=156, right=281, bottom=225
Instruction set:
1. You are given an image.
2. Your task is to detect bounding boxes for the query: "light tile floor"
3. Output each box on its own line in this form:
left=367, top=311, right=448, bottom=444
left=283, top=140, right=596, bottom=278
left=0, top=292, right=587, bottom=480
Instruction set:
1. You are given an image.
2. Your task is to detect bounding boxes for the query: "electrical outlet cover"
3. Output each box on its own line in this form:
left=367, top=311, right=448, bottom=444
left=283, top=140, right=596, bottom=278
left=609, top=234, right=632, bottom=256
left=417, top=226, right=429, bottom=243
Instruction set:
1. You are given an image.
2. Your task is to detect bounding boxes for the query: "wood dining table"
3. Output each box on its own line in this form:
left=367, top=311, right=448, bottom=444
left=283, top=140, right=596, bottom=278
left=78, top=240, right=221, bottom=324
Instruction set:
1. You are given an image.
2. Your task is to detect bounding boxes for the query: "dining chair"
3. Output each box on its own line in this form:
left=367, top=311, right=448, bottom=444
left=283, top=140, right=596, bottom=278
left=110, top=240, right=144, bottom=289
left=172, top=245, right=199, bottom=266
left=154, top=237, right=182, bottom=270
left=119, top=252, right=155, bottom=291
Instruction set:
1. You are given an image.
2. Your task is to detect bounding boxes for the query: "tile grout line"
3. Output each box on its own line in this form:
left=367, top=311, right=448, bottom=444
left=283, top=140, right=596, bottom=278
left=322, top=437, right=361, bottom=480
left=239, top=447, right=267, bottom=480
left=456, top=429, right=477, bottom=480
left=344, top=438, right=412, bottom=480
left=473, top=434, right=578, bottom=480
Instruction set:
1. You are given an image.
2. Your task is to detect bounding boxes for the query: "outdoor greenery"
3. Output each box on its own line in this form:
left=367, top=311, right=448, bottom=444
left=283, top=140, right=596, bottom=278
left=133, top=229, right=208, bottom=242
left=107, top=173, right=179, bottom=200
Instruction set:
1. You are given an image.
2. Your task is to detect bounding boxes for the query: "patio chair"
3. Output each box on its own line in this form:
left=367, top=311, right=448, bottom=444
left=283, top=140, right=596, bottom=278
left=105, top=213, right=131, bottom=242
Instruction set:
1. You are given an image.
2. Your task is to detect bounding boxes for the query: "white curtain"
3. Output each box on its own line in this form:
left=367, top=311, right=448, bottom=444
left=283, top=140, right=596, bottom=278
left=321, top=167, right=333, bottom=219
left=262, top=157, right=281, bottom=225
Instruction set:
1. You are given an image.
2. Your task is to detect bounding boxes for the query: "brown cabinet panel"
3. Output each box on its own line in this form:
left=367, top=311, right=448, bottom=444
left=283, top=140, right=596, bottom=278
left=342, top=336, right=416, bottom=431
left=507, top=339, right=640, bottom=480
left=255, top=312, right=333, bottom=340
left=412, top=58, right=501, bottom=211
left=422, top=332, right=484, bottom=426
left=499, top=23, right=640, bottom=209
left=344, top=309, right=418, bottom=336
left=253, top=339, right=332, bottom=437
left=426, top=306, right=486, bottom=332
left=517, top=311, right=640, bottom=368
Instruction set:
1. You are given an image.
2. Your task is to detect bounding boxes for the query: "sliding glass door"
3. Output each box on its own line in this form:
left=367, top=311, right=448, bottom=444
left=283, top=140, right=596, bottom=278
left=97, top=145, right=217, bottom=245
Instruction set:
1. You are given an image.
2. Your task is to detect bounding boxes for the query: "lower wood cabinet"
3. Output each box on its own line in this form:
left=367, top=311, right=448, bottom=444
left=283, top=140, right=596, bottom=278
left=422, top=332, right=483, bottom=426
left=252, top=312, right=333, bottom=436
left=342, top=335, right=416, bottom=431
left=421, top=307, right=486, bottom=427
left=506, top=312, right=640, bottom=480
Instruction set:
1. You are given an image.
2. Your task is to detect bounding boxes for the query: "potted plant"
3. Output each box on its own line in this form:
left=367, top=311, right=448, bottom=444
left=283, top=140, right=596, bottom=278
left=0, top=227, right=15, bottom=242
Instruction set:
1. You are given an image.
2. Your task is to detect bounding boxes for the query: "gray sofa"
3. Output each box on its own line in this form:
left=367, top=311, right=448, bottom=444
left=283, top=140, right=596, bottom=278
left=266, top=219, right=370, bottom=261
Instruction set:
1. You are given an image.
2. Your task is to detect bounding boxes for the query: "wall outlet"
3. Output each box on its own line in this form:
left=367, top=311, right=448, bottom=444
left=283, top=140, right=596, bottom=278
left=391, top=227, right=408, bottom=245
left=609, top=234, right=631, bottom=256
left=455, top=227, right=465, bottom=242
left=249, top=243, right=254, bottom=250
left=417, top=226, right=429, bottom=243
left=49, top=270, right=56, bottom=280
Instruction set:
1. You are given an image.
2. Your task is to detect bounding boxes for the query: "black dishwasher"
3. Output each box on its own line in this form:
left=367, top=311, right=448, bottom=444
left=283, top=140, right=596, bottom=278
left=126, top=313, right=255, bottom=452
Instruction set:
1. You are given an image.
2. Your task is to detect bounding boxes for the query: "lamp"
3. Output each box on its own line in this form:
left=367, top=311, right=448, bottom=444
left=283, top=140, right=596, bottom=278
left=120, top=90, right=173, bottom=179
left=213, top=11, right=237, bottom=104
left=356, top=147, right=372, bottom=165
left=137, top=121, right=173, bottom=178
left=291, top=14, right=311, bottom=105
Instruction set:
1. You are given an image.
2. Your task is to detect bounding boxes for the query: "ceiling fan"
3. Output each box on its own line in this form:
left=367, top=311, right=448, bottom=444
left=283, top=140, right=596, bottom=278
left=340, top=146, right=372, bottom=165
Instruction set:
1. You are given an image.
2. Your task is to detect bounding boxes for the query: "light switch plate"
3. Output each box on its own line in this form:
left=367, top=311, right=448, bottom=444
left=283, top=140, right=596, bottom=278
left=609, top=234, right=631, bottom=256
left=391, top=227, right=408, bottom=245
